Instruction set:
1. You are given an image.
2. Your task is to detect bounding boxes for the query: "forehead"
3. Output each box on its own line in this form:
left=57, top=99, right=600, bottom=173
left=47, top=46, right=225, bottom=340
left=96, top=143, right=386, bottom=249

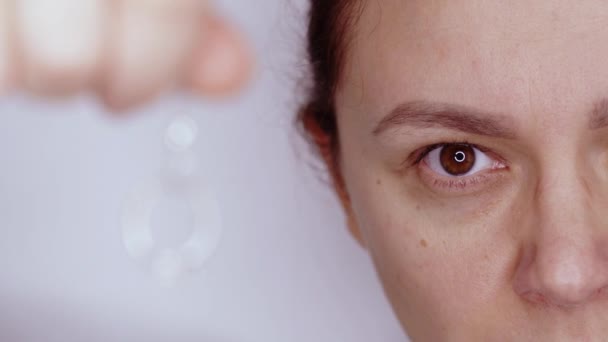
left=339, top=0, right=608, bottom=127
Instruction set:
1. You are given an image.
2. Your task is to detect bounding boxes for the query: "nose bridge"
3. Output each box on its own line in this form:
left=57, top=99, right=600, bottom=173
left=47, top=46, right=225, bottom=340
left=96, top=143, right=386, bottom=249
left=513, top=149, right=608, bottom=308
left=536, top=153, right=590, bottom=228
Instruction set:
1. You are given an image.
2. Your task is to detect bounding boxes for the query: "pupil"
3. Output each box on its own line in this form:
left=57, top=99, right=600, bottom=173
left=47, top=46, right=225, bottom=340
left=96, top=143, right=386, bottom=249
left=454, top=151, right=466, bottom=163
left=439, top=144, right=476, bottom=176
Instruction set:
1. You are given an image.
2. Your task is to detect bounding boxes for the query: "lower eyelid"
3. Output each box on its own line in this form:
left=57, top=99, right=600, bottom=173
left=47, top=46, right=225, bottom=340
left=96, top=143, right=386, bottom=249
left=432, top=174, right=490, bottom=190
left=418, top=160, right=508, bottom=194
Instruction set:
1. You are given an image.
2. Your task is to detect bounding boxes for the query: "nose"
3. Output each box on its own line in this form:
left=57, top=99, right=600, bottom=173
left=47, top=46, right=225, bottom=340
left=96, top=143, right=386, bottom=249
left=513, top=168, right=608, bottom=309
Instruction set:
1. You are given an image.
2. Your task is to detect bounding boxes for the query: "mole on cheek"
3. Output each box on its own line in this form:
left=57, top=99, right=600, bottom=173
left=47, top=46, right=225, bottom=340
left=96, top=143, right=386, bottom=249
left=376, top=179, right=382, bottom=185
left=420, top=239, right=428, bottom=248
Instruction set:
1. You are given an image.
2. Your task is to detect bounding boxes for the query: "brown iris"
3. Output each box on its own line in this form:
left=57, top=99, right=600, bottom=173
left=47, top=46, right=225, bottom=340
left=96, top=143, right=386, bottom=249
left=439, top=144, right=476, bottom=176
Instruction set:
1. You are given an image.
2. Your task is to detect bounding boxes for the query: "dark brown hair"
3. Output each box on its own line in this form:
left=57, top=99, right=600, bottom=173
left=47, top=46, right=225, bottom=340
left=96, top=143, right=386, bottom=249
left=298, top=0, right=362, bottom=171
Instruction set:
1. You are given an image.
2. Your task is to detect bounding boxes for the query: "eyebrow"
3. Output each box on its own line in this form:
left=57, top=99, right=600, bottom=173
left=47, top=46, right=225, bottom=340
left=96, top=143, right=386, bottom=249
left=373, top=101, right=517, bottom=139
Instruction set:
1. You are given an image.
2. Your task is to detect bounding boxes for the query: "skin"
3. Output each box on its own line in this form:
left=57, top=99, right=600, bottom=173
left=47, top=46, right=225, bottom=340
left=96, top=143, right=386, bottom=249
left=8, top=0, right=608, bottom=340
left=334, top=0, right=608, bottom=340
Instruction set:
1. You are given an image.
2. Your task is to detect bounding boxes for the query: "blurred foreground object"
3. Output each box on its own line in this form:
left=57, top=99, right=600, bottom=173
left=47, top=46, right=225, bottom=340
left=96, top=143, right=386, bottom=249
left=122, top=107, right=223, bottom=287
left=0, top=0, right=252, bottom=110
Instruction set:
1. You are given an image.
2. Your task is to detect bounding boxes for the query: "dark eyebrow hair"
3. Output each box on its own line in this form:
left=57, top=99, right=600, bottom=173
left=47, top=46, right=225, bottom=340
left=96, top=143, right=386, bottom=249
left=373, top=101, right=517, bottom=139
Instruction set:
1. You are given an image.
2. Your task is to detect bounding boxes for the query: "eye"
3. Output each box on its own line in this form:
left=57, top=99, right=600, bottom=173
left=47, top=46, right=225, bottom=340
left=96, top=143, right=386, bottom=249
left=423, top=143, right=496, bottom=177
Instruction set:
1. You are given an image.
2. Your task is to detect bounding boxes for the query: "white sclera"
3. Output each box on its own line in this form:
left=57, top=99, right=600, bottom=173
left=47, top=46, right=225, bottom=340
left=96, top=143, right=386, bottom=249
left=427, top=146, right=494, bottom=177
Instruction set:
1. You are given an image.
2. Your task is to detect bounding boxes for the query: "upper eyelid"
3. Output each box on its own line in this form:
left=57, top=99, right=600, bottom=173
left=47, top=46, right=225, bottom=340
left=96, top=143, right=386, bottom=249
left=412, top=143, right=510, bottom=194
left=419, top=143, right=504, bottom=178
left=411, top=141, right=478, bottom=165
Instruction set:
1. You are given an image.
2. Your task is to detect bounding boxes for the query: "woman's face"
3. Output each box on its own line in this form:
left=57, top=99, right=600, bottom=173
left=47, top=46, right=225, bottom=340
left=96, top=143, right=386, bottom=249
left=336, top=1, right=608, bottom=340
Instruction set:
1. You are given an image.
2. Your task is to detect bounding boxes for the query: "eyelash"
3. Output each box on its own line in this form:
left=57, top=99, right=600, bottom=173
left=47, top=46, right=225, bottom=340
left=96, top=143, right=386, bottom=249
left=410, top=140, right=477, bottom=164
left=409, top=141, right=507, bottom=192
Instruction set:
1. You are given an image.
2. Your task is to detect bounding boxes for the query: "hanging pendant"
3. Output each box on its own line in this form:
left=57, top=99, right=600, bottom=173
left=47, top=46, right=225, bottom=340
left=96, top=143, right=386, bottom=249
left=121, top=101, right=223, bottom=287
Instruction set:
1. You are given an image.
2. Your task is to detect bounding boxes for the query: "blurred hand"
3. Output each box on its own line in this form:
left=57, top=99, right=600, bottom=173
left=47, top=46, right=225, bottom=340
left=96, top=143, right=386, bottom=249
left=0, top=0, right=252, bottom=110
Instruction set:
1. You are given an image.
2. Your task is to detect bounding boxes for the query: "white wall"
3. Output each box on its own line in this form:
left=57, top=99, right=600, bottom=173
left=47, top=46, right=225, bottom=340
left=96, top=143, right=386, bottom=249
left=0, top=1, right=407, bottom=341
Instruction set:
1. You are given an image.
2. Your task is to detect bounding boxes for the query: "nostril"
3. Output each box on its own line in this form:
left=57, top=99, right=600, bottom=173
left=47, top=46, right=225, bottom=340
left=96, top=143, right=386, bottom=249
left=513, top=240, right=608, bottom=309
left=521, top=291, right=549, bottom=306
left=521, top=290, right=587, bottom=310
left=595, top=285, right=608, bottom=299
left=514, top=262, right=604, bottom=308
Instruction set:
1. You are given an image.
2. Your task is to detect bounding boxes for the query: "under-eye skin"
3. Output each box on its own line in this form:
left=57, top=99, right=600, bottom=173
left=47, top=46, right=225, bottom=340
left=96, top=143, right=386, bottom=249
left=410, top=142, right=508, bottom=194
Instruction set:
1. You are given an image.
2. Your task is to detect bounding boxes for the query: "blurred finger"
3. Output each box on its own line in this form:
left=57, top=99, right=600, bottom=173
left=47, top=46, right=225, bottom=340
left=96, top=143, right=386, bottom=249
left=0, top=0, right=15, bottom=92
left=187, top=15, right=253, bottom=97
left=102, top=0, right=206, bottom=110
left=16, top=0, right=107, bottom=95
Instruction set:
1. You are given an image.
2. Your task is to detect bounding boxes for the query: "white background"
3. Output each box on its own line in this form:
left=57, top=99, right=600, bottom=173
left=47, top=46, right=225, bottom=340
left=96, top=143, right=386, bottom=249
left=0, top=1, right=407, bottom=341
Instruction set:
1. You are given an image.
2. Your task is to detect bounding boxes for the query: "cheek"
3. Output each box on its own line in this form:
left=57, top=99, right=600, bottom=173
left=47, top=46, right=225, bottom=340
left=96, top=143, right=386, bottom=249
left=345, top=169, right=525, bottom=337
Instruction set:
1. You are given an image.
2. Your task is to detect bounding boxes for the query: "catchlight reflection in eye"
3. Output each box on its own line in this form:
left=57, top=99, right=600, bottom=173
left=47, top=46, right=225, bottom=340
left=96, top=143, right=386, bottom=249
left=425, top=144, right=495, bottom=177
